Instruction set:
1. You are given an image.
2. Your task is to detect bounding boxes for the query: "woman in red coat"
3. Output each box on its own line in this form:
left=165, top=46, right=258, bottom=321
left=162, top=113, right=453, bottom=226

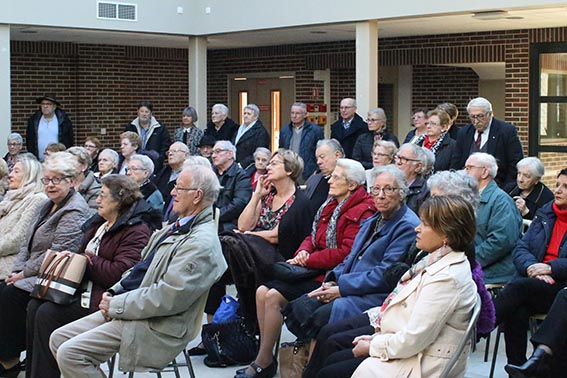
left=25, top=175, right=162, bottom=378
left=235, top=159, right=376, bottom=378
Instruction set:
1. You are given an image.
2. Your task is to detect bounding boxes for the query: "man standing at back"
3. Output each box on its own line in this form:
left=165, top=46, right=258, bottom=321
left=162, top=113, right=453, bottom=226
left=279, top=102, right=324, bottom=183
left=26, top=94, right=74, bottom=161
left=451, top=97, right=523, bottom=187
left=330, top=98, right=367, bottom=158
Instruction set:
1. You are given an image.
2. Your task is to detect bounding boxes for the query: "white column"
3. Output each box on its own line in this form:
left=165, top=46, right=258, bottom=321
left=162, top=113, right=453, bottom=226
left=0, top=25, right=10, bottom=156
left=397, top=65, right=413, bottom=140
left=355, top=21, right=378, bottom=117
left=188, top=36, right=208, bottom=130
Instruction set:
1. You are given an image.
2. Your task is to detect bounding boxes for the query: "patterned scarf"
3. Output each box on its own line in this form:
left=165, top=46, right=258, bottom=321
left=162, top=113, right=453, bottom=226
left=414, top=131, right=448, bottom=156
left=374, top=245, right=454, bottom=330
left=311, top=195, right=349, bottom=249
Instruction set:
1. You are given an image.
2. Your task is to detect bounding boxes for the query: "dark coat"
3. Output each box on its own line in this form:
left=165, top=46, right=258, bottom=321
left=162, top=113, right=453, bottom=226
left=330, top=113, right=367, bottom=158
left=513, top=202, right=567, bottom=281
left=303, top=172, right=331, bottom=212
left=416, top=135, right=455, bottom=173
left=233, top=120, right=270, bottom=169
left=152, top=165, right=178, bottom=208
left=276, top=187, right=317, bottom=259
left=214, top=162, right=252, bottom=231
left=26, top=108, right=74, bottom=158
left=297, top=186, right=376, bottom=279
left=80, top=200, right=159, bottom=311
left=279, top=121, right=324, bottom=180
left=125, top=118, right=171, bottom=169
left=352, top=130, right=400, bottom=169
left=405, top=176, right=430, bottom=215
left=504, top=181, right=554, bottom=220
left=403, top=129, right=417, bottom=144
left=450, top=118, right=524, bottom=187
left=204, top=118, right=239, bottom=142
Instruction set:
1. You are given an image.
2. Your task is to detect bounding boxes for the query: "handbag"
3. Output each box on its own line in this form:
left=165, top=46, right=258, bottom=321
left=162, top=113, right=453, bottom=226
left=30, top=250, right=88, bottom=305
left=201, top=318, right=259, bottom=367
left=271, top=262, right=323, bottom=283
left=212, top=294, right=240, bottom=324
left=279, top=340, right=310, bottom=378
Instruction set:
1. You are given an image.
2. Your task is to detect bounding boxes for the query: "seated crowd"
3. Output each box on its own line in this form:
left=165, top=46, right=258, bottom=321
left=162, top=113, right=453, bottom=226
left=0, top=95, right=564, bottom=378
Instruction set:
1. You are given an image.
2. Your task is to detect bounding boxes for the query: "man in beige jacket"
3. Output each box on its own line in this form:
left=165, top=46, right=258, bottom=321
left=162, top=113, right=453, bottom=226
left=49, top=165, right=227, bottom=376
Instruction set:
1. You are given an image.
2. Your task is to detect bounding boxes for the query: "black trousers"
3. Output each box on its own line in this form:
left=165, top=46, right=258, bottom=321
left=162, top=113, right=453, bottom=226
left=26, top=298, right=90, bottom=378
left=303, top=313, right=372, bottom=378
left=531, top=288, right=567, bottom=351
left=493, top=277, right=566, bottom=365
left=0, top=282, right=31, bottom=360
left=316, top=349, right=366, bottom=378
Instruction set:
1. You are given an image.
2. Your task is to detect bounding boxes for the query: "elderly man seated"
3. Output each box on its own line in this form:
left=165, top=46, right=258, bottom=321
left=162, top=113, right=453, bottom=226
left=49, top=165, right=227, bottom=376
left=394, top=143, right=430, bottom=214
left=153, top=141, right=190, bottom=214
left=465, top=152, right=522, bottom=284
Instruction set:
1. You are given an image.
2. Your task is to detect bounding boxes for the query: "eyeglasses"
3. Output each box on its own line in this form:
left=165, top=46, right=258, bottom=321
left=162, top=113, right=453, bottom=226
left=173, top=184, right=199, bottom=192
left=366, top=118, right=383, bottom=123
left=425, top=121, right=440, bottom=127
left=370, top=186, right=400, bottom=196
left=267, top=160, right=284, bottom=166
left=41, top=176, right=70, bottom=185
left=7, top=142, right=22, bottom=147
left=394, top=155, right=420, bottom=164
left=168, top=149, right=186, bottom=154
left=125, top=167, right=146, bottom=173
left=373, top=152, right=391, bottom=159
left=464, top=165, right=485, bottom=171
left=469, top=112, right=489, bottom=121
left=212, top=149, right=228, bottom=154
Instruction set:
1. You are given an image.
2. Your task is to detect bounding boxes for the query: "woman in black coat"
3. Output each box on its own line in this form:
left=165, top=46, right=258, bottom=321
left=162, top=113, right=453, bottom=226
left=414, top=109, right=455, bottom=172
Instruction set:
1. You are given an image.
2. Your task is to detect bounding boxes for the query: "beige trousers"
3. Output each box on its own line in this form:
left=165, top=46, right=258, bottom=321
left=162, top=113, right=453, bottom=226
left=49, top=311, right=123, bottom=378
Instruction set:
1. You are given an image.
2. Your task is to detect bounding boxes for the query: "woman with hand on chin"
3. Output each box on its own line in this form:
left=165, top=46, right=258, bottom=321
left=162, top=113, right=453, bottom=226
left=0, top=152, right=91, bottom=376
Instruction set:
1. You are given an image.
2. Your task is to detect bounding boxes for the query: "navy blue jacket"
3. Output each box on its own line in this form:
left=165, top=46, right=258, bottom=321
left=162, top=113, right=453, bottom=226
left=279, top=121, right=324, bottom=180
left=330, top=113, right=367, bottom=158
left=513, top=202, right=567, bottom=281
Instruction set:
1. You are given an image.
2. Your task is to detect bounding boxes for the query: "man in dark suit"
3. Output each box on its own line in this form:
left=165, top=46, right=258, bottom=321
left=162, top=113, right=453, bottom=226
left=451, top=97, right=523, bottom=187
left=330, top=98, right=367, bottom=158
left=232, top=104, right=270, bottom=170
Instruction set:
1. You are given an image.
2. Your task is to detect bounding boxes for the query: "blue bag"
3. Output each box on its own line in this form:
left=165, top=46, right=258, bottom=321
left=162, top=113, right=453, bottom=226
left=212, top=294, right=240, bottom=323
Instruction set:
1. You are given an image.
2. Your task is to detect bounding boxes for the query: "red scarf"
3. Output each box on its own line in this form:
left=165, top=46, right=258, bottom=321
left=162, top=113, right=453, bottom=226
left=544, top=202, right=567, bottom=263
left=423, top=136, right=436, bottom=150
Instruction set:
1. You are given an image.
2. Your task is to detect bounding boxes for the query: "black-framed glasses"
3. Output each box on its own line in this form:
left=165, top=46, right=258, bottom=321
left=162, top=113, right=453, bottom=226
left=173, top=184, right=199, bottom=193
left=41, top=176, right=70, bottom=185
left=469, top=112, right=490, bottom=121
left=370, top=186, right=400, bottom=196
left=394, top=155, right=420, bottom=164
left=125, top=167, right=146, bottom=173
left=212, top=149, right=228, bottom=154
left=373, top=152, right=391, bottom=158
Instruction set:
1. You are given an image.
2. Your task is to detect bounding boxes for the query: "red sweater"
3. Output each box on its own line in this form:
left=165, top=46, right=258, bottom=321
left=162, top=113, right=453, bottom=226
left=544, top=202, right=567, bottom=263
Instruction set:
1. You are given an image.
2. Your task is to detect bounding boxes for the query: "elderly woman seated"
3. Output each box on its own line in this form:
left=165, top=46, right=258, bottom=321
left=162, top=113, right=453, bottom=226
left=0, top=156, right=46, bottom=281
left=365, top=141, right=397, bottom=192
left=126, top=154, right=164, bottom=212
left=95, top=148, right=119, bottom=180
left=394, top=143, right=430, bottom=214
left=284, top=165, right=419, bottom=347
left=67, top=146, right=102, bottom=213
left=235, top=159, right=375, bottom=378
left=0, top=152, right=91, bottom=374
left=24, top=174, right=161, bottom=378
left=246, top=147, right=272, bottom=190
left=493, top=167, right=567, bottom=369
left=205, top=149, right=316, bottom=334
left=504, top=156, right=554, bottom=220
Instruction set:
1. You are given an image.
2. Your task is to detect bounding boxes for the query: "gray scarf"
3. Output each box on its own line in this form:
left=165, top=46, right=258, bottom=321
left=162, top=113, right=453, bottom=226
left=311, top=196, right=349, bottom=249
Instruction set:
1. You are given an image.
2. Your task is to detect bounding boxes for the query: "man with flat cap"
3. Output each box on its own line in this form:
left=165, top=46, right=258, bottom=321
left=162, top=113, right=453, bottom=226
left=26, top=94, right=74, bottom=161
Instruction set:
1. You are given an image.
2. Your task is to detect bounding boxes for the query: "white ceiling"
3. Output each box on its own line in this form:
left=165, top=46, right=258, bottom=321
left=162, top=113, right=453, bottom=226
left=10, top=6, right=567, bottom=49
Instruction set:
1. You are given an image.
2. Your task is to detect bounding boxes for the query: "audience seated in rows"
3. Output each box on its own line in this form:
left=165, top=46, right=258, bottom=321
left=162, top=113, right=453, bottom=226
left=95, top=148, right=119, bottom=180
left=4, top=133, right=23, bottom=172
left=153, top=142, right=190, bottom=214
left=352, top=107, right=399, bottom=170
left=83, top=136, right=102, bottom=173
left=126, top=154, right=164, bottom=212
left=304, top=139, right=344, bottom=210
left=246, top=147, right=272, bottom=190
left=67, top=146, right=102, bottom=214
left=365, top=140, right=397, bottom=192
left=395, top=143, right=430, bottom=214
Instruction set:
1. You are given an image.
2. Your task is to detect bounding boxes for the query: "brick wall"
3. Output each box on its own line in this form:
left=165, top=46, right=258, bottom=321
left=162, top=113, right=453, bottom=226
left=11, top=41, right=188, bottom=150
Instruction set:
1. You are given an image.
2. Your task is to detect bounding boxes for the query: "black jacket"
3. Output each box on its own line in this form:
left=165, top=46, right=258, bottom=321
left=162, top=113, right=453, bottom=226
left=416, top=135, right=455, bottom=173
left=214, top=162, right=252, bottom=231
left=152, top=165, right=179, bottom=208
left=504, top=181, right=554, bottom=220
left=233, top=120, right=270, bottom=169
left=406, top=176, right=430, bottom=215
left=352, top=130, right=400, bottom=169
left=330, top=113, right=367, bottom=158
left=279, top=121, right=324, bottom=180
left=124, top=118, right=171, bottom=170
left=204, top=118, right=239, bottom=142
left=451, top=118, right=524, bottom=187
left=26, top=108, right=74, bottom=158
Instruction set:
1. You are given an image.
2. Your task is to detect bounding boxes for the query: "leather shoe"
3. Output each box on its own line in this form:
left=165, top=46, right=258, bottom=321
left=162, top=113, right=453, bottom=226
left=234, top=360, right=277, bottom=378
left=505, top=348, right=552, bottom=378
left=187, top=345, right=207, bottom=356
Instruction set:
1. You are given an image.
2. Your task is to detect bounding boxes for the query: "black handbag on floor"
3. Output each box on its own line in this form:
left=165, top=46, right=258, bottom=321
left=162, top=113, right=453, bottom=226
left=201, top=319, right=259, bottom=367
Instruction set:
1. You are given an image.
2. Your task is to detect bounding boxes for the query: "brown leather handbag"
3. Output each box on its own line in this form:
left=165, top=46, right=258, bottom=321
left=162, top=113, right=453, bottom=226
left=279, top=340, right=310, bottom=378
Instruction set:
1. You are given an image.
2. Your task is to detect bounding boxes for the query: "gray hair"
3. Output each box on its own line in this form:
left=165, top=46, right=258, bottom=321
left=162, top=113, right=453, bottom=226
left=8, top=133, right=23, bottom=144
left=212, top=104, right=229, bottom=116
left=342, top=98, right=357, bottom=107
left=253, top=147, right=272, bottom=160
left=335, top=158, right=366, bottom=186
left=13, top=155, right=44, bottom=192
left=130, top=154, right=155, bottom=176
left=183, top=156, right=213, bottom=169
left=244, top=104, right=260, bottom=117
left=183, top=165, right=221, bottom=207
left=316, top=139, right=345, bottom=158
left=517, top=157, right=545, bottom=179
left=182, top=106, right=198, bottom=122
left=422, top=148, right=436, bottom=176
left=470, top=152, right=498, bottom=178
left=368, top=107, right=386, bottom=121
left=427, top=170, right=480, bottom=209
left=373, top=140, right=397, bottom=158
left=99, top=149, right=119, bottom=165
left=214, top=140, right=236, bottom=159
left=292, top=102, right=307, bottom=112
left=399, top=143, right=428, bottom=175
left=170, top=141, right=190, bottom=154
left=44, top=152, right=81, bottom=178
left=370, top=165, right=409, bottom=201
left=67, top=146, right=93, bottom=168
left=467, top=97, right=493, bottom=113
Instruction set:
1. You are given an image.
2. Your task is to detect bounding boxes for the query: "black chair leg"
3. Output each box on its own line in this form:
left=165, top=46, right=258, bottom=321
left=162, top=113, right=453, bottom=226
left=489, top=326, right=502, bottom=378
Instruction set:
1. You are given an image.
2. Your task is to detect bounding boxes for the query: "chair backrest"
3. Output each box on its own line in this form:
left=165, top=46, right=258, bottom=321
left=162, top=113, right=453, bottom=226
left=440, top=292, right=482, bottom=378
